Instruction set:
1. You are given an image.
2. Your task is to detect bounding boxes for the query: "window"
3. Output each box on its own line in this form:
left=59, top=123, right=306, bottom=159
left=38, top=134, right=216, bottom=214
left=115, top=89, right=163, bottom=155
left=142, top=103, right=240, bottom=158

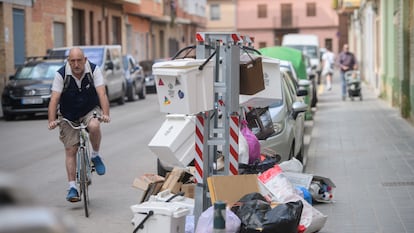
left=325, top=38, right=333, bottom=51
left=258, top=4, right=267, bottom=18
left=281, top=4, right=292, bottom=27
left=306, top=2, right=316, bottom=17
left=112, top=16, right=121, bottom=45
left=210, top=4, right=220, bottom=21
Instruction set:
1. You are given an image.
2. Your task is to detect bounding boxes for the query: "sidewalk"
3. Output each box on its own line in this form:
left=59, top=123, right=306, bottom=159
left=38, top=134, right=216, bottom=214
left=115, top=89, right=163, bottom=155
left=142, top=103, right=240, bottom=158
left=305, top=75, right=414, bottom=233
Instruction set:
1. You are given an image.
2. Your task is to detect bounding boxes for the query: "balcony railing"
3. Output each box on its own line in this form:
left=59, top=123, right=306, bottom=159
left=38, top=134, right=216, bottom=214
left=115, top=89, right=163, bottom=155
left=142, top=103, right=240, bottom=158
left=273, top=16, right=299, bottom=29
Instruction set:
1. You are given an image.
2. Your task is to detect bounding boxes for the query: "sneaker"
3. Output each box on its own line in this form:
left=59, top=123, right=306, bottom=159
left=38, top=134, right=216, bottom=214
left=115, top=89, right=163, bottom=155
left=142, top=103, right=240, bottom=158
left=66, top=187, right=80, bottom=202
left=91, top=155, right=106, bottom=175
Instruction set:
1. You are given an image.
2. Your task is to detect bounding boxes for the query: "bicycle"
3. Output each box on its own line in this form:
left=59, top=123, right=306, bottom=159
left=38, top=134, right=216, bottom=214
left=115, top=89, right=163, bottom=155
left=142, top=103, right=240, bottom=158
left=57, top=112, right=101, bottom=217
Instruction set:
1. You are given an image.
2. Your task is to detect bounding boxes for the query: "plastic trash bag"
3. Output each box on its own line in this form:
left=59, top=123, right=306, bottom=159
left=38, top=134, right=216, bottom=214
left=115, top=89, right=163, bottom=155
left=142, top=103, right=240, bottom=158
left=195, top=205, right=241, bottom=233
left=239, top=130, right=250, bottom=165
left=279, top=157, right=303, bottom=173
left=258, top=165, right=328, bottom=233
left=231, top=192, right=303, bottom=233
left=240, top=120, right=260, bottom=164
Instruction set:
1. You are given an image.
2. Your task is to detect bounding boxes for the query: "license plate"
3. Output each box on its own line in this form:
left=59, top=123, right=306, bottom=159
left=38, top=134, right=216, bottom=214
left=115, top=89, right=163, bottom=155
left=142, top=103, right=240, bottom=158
left=22, top=98, right=43, bottom=104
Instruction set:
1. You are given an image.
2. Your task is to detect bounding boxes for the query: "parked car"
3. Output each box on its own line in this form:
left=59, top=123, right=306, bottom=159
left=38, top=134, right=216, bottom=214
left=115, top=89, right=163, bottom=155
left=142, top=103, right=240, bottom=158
left=252, top=66, right=308, bottom=165
left=140, top=58, right=170, bottom=94
left=47, top=45, right=127, bottom=105
left=259, top=46, right=317, bottom=110
left=122, top=55, right=146, bottom=101
left=281, top=33, right=321, bottom=78
left=1, top=58, right=64, bottom=120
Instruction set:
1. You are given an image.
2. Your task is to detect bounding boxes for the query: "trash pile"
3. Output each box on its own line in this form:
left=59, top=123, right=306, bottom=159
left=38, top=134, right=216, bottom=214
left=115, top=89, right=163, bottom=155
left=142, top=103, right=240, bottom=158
left=130, top=158, right=335, bottom=233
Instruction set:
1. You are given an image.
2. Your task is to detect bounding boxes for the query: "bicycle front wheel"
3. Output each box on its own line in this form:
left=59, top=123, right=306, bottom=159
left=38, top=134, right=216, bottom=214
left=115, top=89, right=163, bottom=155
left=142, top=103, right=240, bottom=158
left=79, top=147, right=90, bottom=217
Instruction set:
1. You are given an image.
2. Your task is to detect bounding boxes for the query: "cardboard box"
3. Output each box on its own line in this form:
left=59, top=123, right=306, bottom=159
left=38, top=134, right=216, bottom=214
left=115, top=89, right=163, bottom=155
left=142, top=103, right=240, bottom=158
left=132, top=174, right=165, bottom=203
left=180, top=183, right=195, bottom=198
left=161, top=167, right=193, bottom=194
left=207, top=174, right=260, bottom=207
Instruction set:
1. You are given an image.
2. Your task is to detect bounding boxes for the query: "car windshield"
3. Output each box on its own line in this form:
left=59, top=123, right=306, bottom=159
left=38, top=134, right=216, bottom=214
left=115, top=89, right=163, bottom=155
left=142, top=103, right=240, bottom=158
left=15, top=62, right=62, bottom=80
left=268, top=99, right=283, bottom=108
left=78, top=48, right=104, bottom=66
left=285, top=45, right=318, bottom=59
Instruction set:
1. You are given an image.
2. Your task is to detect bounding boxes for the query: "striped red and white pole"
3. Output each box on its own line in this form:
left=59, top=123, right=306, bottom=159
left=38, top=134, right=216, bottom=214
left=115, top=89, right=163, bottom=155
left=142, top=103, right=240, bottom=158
left=194, top=113, right=205, bottom=183
left=229, top=114, right=239, bottom=175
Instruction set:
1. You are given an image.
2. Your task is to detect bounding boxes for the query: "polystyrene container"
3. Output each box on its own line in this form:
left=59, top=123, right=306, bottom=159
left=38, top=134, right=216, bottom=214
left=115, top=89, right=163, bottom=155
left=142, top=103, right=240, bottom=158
left=239, top=57, right=282, bottom=108
left=130, top=201, right=190, bottom=233
left=148, top=114, right=195, bottom=168
left=153, top=59, right=214, bottom=114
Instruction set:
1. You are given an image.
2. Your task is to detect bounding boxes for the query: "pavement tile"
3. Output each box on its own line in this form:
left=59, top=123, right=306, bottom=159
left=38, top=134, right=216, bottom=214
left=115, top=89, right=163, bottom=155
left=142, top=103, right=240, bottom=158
left=305, top=74, right=414, bottom=233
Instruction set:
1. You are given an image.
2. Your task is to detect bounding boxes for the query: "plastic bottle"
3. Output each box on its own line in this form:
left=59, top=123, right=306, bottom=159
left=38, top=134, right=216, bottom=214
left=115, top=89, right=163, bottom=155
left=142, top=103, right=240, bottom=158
left=213, top=201, right=226, bottom=233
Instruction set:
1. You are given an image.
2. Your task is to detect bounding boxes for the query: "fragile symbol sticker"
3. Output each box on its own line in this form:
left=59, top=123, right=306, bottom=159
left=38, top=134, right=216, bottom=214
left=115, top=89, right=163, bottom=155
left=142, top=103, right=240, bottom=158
left=163, top=96, right=171, bottom=105
left=178, top=90, right=184, bottom=99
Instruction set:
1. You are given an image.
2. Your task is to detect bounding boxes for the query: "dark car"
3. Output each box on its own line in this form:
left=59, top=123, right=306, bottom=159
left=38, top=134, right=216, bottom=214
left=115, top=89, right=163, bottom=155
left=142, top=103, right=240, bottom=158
left=1, top=58, right=64, bottom=120
left=122, top=55, right=146, bottom=101
left=140, top=58, right=170, bottom=94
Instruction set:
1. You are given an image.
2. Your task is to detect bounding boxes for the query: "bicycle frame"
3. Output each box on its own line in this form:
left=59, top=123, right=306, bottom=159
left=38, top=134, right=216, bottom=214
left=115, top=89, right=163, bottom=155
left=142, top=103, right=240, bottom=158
left=60, top=117, right=95, bottom=218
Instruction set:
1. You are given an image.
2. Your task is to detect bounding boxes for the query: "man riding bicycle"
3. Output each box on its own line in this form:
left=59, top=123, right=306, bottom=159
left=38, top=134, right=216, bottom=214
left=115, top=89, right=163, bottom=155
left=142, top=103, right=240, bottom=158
left=48, top=47, right=110, bottom=202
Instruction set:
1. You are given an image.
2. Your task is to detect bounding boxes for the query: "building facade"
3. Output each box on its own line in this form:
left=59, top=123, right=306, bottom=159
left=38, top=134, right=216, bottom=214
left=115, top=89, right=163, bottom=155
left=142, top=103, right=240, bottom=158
left=236, top=0, right=339, bottom=52
left=341, top=0, right=414, bottom=123
left=0, top=0, right=206, bottom=95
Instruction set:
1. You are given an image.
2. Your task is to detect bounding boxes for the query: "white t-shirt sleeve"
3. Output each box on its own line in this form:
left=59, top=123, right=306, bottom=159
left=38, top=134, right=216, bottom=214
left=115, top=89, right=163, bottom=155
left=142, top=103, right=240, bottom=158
left=93, top=67, right=104, bottom=87
left=51, top=72, right=64, bottom=93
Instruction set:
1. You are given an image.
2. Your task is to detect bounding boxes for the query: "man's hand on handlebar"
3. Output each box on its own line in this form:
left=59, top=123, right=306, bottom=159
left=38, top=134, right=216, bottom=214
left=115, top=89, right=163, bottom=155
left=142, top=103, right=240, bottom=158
left=101, top=115, right=111, bottom=123
left=48, top=120, right=59, bottom=130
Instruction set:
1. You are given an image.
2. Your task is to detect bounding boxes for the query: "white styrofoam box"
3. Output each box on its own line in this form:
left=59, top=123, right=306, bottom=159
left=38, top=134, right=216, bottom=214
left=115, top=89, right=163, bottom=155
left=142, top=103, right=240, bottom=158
left=240, top=56, right=282, bottom=108
left=148, top=114, right=195, bottom=168
left=153, top=59, right=214, bottom=114
left=130, top=201, right=190, bottom=233
left=148, top=190, right=194, bottom=215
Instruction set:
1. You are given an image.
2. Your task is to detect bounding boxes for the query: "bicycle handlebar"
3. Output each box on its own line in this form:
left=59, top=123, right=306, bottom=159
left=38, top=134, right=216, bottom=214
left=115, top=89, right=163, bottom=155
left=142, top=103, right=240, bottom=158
left=56, top=111, right=102, bottom=130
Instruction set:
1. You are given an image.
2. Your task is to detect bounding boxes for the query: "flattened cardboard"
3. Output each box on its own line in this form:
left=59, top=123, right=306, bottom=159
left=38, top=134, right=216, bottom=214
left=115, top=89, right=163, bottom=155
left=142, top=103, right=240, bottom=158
left=132, top=174, right=165, bottom=203
left=207, top=174, right=260, bottom=207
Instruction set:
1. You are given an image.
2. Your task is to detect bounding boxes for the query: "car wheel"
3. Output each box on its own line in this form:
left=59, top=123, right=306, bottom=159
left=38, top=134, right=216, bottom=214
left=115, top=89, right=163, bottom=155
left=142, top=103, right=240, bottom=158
left=127, top=83, right=138, bottom=102
left=3, top=113, right=14, bottom=121
left=296, top=138, right=307, bottom=168
left=157, top=159, right=169, bottom=177
left=288, top=143, right=295, bottom=160
left=117, top=87, right=126, bottom=105
left=138, top=82, right=146, bottom=100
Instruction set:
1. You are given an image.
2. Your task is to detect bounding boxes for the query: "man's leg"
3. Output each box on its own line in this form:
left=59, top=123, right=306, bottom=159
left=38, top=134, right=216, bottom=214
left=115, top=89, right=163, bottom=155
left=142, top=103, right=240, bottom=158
left=88, top=118, right=106, bottom=175
left=340, top=72, right=347, bottom=100
left=65, top=146, right=78, bottom=183
left=60, top=119, right=81, bottom=202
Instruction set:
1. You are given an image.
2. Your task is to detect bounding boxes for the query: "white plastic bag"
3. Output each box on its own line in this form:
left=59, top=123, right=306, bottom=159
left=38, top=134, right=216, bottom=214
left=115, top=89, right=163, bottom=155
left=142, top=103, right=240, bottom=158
left=279, top=157, right=303, bottom=173
left=258, top=165, right=327, bottom=232
left=238, top=131, right=249, bottom=165
left=195, top=205, right=241, bottom=233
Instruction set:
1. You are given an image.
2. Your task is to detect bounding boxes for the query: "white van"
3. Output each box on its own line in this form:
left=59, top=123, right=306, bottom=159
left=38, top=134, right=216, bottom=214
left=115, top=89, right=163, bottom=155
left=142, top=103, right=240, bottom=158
left=47, top=45, right=127, bottom=105
left=281, top=34, right=321, bottom=72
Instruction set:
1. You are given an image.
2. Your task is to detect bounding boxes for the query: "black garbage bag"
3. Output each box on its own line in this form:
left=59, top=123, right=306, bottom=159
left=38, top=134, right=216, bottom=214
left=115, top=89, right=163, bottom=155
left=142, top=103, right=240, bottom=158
left=231, top=193, right=303, bottom=233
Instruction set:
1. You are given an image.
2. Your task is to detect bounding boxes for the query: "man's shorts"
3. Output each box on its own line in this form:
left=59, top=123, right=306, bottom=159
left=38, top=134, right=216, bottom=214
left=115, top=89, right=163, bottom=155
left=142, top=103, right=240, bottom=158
left=58, top=107, right=102, bottom=148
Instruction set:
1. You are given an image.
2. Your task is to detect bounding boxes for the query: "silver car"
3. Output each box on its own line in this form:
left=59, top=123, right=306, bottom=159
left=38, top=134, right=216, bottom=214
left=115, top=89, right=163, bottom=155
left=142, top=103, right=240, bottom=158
left=257, top=64, right=308, bottom=165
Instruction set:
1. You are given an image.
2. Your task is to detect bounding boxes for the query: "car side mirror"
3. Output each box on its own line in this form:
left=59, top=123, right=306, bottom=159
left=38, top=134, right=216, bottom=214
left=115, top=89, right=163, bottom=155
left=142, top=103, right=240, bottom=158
left=296, top=88, right=308, bottom=97
left=292, top=101, right=308, bottom=119
left=9, top=75, right=15, bottom=80
left=105, top=61, right=114, bottom=70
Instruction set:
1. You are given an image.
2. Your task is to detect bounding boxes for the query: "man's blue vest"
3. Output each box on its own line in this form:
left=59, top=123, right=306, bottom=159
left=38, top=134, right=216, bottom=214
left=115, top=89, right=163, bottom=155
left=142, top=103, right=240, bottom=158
left=57, top=62, right=100, bottom=121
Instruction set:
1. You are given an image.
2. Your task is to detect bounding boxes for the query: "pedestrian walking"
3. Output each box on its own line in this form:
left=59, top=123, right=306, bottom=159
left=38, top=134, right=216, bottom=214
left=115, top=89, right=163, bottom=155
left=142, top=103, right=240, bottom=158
left=338, top=44, right=357, bottom=100
left=321, top=44, right=335, bottom=91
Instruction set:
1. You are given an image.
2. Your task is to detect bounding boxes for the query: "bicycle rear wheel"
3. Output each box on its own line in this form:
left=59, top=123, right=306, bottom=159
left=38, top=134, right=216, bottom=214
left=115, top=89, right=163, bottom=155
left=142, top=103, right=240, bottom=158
left=79, top=147, right=90, bottom=217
